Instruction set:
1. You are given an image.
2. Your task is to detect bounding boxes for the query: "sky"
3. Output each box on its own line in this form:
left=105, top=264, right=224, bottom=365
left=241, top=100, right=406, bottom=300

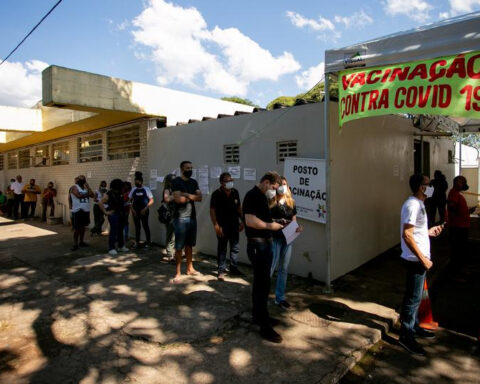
left=0, top=0, right=479, bottom=108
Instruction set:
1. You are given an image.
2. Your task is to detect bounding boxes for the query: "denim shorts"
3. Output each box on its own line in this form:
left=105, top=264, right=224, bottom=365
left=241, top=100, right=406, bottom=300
left=174, top=217, right=197, bottom=249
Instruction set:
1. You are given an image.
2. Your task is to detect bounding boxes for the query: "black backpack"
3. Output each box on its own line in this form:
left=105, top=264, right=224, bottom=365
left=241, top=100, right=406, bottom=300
left=157, top=203, right=172, bottom=224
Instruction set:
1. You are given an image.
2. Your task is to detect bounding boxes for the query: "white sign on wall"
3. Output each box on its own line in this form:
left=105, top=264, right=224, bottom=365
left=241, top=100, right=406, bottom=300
left=283, top=158, right=327, bottom=224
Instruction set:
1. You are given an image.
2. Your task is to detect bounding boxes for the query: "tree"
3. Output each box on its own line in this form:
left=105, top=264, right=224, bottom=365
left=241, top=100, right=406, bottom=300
left=221, top=97, right=259, bottom=108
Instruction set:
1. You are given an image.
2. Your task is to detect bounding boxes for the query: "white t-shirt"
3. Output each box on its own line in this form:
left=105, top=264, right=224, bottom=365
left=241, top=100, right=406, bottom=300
left=11, top=181, right=24, bottom=195
left=71, top=184, right=91, bottom=213
left=400, top=196, right=430, bottom=262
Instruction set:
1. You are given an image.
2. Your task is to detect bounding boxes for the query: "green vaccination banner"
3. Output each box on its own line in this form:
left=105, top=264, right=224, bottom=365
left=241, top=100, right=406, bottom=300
left=338, top=51, right=480, bottom=126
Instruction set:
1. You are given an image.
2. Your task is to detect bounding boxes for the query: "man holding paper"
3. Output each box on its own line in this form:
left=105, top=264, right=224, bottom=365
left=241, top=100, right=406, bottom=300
left=243, top=171, right=284, bottom=343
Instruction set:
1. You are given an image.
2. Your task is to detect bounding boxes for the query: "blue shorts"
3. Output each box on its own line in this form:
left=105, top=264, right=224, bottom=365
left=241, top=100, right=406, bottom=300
left=174, top=217, right=197, bottom=250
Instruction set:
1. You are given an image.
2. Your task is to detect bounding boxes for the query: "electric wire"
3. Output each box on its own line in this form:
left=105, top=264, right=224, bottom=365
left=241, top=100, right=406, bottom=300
left=0, top=0, right=63, bottom=67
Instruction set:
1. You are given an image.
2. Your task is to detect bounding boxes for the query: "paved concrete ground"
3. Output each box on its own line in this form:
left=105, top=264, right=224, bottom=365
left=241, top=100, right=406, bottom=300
left=0, top=216, right=479, bottom=384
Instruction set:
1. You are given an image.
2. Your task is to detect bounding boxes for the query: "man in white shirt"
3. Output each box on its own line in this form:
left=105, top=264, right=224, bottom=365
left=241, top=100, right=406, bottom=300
left=399, top=174, right=443, bottom=355
left=11, top=175, right=24, bottom=220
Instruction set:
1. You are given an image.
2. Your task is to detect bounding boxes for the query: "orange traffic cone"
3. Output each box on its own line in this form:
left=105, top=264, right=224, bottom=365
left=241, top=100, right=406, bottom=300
left=418, top=279, right=439, bottom=330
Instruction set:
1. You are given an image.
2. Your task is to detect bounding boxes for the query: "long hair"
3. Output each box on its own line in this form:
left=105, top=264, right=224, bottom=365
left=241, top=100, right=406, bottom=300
left=278, top=176, right=295, bottom=209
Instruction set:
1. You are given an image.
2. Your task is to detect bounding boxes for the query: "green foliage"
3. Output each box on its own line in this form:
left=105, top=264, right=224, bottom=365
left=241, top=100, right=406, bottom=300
left=221, top=96, right=259, bottom=108
left=265, top=81, right=339, bottom=110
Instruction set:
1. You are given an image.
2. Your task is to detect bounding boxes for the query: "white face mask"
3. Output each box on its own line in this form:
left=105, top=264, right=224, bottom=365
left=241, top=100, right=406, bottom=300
left=424, top=186, right=434, bottom=198
left=224, top=181, right=234, bottom=190
left=277, top=185, right=287, bottom=195
left=265, top=189, right=276, bottom=199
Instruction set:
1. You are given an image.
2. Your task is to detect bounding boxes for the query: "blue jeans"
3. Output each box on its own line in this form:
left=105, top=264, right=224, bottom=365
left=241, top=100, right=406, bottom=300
left=247, top=241, right=273, bottom=326
left=400, top=260, right=426, bottom=336
left=217, top=233, right=239, bottom=273
left=108, top=213, right=125, bottom=251
left=270, top=238, right=292, bottom=302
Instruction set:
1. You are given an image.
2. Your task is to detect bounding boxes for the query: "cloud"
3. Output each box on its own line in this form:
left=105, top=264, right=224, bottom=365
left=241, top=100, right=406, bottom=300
left=383, top=0, right=433, bottom=21
left=0, top=60, right=48, bottom=107
left=334, top=11, right=373, bottom=29
left=295, top=62, right=325, bottom=90
left=286, top=11, right=335, bottom=32
left=441, top=0, right=480, bottom=18
left=132, top=0, right=300, bottom=96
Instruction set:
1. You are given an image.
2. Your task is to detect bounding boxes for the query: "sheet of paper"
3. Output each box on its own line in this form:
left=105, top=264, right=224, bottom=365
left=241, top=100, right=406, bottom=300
left=210, top=166, right=222, bottom=179
left=86, top=171, right=92, bottom=179
left=149, top=179, right=157, bottom=190
left=156, top=176, right=164, bottom=183
left=228, top=166, right=241, bottom=179
left=150, top=169, right=158, bottom=179
left=243, top=168, right=256, bottom=181
left=282, top=220, right=300, bottom=245
left=191, top=169, right=197, bottom=180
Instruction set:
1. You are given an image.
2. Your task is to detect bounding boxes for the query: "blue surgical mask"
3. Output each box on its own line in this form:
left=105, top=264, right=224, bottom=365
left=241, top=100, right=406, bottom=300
left=225, top=181, right=234, bottom=190
left=424, top=186, right=434, bottom=198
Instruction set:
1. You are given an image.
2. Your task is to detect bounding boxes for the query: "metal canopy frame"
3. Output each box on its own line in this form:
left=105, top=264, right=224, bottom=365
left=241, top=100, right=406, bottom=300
left=322, top=12, right=480, bottom=290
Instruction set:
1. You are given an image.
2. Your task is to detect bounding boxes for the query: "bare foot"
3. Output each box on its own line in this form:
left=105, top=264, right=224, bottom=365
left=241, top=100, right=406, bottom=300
left=186, top=269, right=200, bottom=276
left=171, top=274, right=182, bottom=284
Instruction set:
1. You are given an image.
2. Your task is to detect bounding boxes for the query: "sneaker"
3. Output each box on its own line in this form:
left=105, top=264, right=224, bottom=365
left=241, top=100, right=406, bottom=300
left=230, top=267, right=245, bottom=277
left=79, top=242, right=89, bottom=247
left=260, top=326, right=283, bottom=343
left=218, top=273, right=225, bottom=281
left=108, top=249, right=118, bottom=256
left=144, top=242, right=151, bottom=249
left=119, top=246, right=129, bottom=252
left=415, top=328, right=436, bottom=339
left=71, top=245, right=79, bottom=251
left=275, top=300, right=291, bottom=310
left=399, top=334, right=426, bottom=355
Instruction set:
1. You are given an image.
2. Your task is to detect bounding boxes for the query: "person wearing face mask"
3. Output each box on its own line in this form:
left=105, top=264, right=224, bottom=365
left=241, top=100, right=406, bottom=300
left=210, top=172, right=245, bottom=280
left=41, top=181, right=57, bottom=222
left=128, top=172, right=154, bottom=248
left=91, top=180, right=107, bottom=235
left=171, top=161, right=202, bottom=282
left=70, top=175, right=94, bottom=251
left=22, top=179, right=41, bottom=219
left=398, top=174, right=443, bottom=355
left=243, top=171, right=284, bottom=343
left=447, top=175, right=477, bottom=268
left=269, top=176, right=303, bottom=310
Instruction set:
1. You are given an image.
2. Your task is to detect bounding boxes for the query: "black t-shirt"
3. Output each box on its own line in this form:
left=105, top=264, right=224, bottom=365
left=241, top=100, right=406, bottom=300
left=171, top=177, right=200, bottom=219
left=107, top=190, right=124, bottom=214
left=271, top=201, right=297, bottom=239
left=210, top=188, right=241, bottom=234
left=243, top=186, right=272, bottom=239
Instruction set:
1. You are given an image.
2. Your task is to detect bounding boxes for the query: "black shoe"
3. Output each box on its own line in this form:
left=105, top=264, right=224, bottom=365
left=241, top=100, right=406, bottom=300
left=79, top=242, right=89, bottom=247
left=260, top=326, right=282, bottom=343
left=275, top=300, right=291, bottom=310
left=399, top=335, right=426, bottom=355
left=415, top=328, right=436, bottom=339
left=230, top=267, right=245, bottom=277
left=71, top=245, right=79, bottom=251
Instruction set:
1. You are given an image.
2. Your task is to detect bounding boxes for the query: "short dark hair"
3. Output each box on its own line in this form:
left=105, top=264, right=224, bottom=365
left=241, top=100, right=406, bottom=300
left=134, top=171, right=143, bottom=182
left=260, top=171, right=281, bottom=185
left=453, top=175, right=465, bottom=185
left=110, top=178, right=124, bottom=191
left=409, top=174, right=426, bottom=194
left=219, top=172, right=231, bottom=183
left=180, top=161, right=192, bottom=169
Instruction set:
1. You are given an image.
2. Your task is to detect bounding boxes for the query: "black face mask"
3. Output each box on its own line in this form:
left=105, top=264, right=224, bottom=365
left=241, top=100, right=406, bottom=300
left=183, top=170, right=193, bottom=178
left=135, top=182, right=142, bottom=187
left=462, top=184, right=469, bottom=191
left=78, top=180, right=85, bottom=187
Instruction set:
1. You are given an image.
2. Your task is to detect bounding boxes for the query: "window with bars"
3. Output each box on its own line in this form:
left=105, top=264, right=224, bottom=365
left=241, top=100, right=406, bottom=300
left=7, top=152, right=17, bottom=169
left=18, top=149, right=30, bottom=168
left=107, top=126, right=140, bottom=160
left=34, top=145, right=50, bottom=167
left=223, top=144, right=240, bottom=164
left=52, top=141, right=70, bottom=166
left=276, top=140, right=298, bottom=163
left=79, top=134, right=103, bottom=163
left=0, top=154, right=4, bottom=171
